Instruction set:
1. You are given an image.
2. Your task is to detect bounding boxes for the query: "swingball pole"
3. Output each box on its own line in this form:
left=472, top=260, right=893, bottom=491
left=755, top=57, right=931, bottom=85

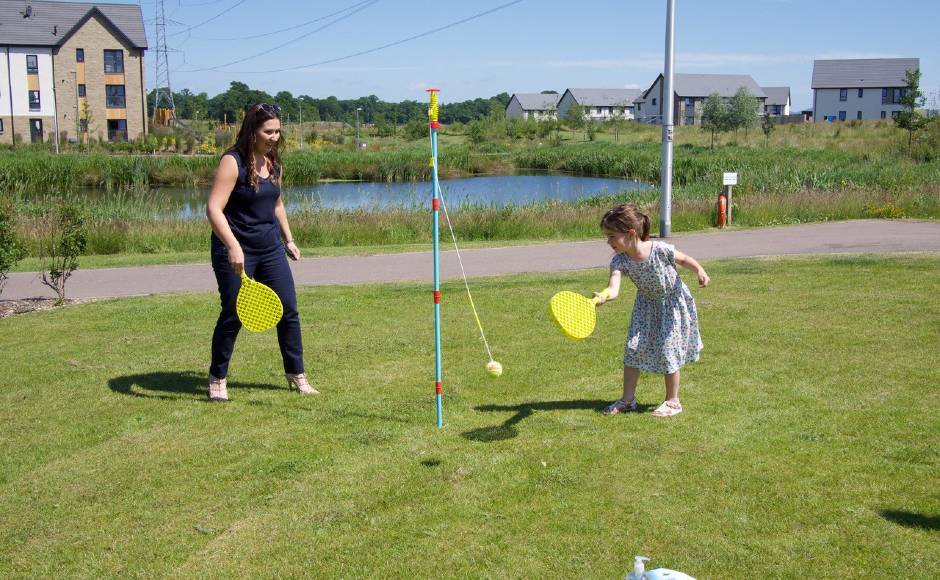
left=428, top=88, right=444, bottom=428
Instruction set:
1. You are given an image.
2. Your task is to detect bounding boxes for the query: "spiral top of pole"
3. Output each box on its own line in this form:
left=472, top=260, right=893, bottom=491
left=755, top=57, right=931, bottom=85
left=426, top=88, right=440, bottom=126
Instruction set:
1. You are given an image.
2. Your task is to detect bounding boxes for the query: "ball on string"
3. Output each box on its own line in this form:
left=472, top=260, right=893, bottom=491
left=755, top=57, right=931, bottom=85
left=486, top=360, right=503, bottom=378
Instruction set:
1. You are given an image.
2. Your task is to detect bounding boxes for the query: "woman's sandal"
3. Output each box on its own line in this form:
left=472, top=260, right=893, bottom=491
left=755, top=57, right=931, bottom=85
left=208, top=375, right=229, bottom=402
left=286, top=373, right=320, bottom=395
left=651, top=400, right=682, bottom=417
left=602, top=398, right=638, bottom=416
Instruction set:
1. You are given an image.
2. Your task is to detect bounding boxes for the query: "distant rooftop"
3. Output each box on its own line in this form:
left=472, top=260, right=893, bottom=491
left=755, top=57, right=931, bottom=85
left=811, top=58, right=919, bottom=89
left=510, top=93, right=560, bottom=110
left=0, top=0, right=147, bottom=48
left=565, top=88, right=644, bottom=106
left=761, top=87, right=791, bottom=106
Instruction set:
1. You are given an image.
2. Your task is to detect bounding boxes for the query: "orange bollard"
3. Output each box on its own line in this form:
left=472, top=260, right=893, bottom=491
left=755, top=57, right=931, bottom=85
left=717, top=193, right=728, bottom=228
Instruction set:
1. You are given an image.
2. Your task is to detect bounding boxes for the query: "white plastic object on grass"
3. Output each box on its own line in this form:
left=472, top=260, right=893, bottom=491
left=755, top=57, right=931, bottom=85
left=626, top=556, right=695, bottom=580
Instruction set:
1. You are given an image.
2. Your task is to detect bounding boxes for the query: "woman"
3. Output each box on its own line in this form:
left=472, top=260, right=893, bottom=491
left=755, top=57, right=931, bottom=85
left=205, top=102, right=317, bottom=401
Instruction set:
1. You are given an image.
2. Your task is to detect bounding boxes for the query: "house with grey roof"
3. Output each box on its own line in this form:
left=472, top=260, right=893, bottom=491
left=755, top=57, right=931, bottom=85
left=761, top=87, right=791, bottom=117
left=811, top=58, right=919, bottom=122
left=634, top=73, right=767, bottom=125
left=556, top=88, right=644, bottom=121
left=505, top=92, right=560, bottom=120
left=0, top=0, right=148, bottom=144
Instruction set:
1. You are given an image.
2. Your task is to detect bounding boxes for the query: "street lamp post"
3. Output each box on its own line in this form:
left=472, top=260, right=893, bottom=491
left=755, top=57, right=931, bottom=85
left=298, top=99, right=303, bottom=149
left=356, top=107, right=362, bottom=146
left=660, top=0, right=676, bottom=238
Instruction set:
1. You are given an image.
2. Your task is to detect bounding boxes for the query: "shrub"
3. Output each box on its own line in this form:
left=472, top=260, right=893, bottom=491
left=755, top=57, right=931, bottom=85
left=0, top=197, right=25, bottom=297
left=37, top=202, right=88, bottom=305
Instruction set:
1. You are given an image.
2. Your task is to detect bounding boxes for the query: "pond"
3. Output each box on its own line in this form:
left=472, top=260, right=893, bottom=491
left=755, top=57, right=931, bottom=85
left=151, top=174, right=651, bottom=220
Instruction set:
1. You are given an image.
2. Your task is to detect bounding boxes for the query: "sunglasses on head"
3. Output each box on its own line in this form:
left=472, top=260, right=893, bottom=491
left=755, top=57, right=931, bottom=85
left=253, top=103, right=281, bottom=116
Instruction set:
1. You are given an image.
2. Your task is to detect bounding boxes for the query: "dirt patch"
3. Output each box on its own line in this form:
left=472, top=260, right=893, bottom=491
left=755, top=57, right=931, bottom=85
left=0, top=298, right=86, bottom=319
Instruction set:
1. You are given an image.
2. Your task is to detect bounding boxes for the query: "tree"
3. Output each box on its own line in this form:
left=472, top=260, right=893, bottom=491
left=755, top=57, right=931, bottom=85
left=729, top=87, right=759, bottom=139
left=761, top=114, right=775, bottom=146
left=895, top=68, right=928, bottom=152
left=37, top=203, right=88, bottom=305
left=564, top=102, right=586, bottom=139
left=80, top=99, right=94, bottom=148
left=0, top=197, right=25, bottom=298
left=701, top=93, right=729, bottom=148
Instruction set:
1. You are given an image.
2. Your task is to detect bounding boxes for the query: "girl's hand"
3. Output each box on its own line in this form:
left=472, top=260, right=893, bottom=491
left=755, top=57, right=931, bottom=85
left=592, top=291, right=608, bottom=305
left=285, top=241, right=300, bottom=261
left=697, top=269, right=710, bottom=288
left=227, top=244, right=245, bottom=275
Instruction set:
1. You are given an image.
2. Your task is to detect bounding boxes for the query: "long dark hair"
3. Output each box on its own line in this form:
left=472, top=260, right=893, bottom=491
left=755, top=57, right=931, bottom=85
left=601, top=203, right=651, bottom=241
left=228, top=103, right=283, bottom=191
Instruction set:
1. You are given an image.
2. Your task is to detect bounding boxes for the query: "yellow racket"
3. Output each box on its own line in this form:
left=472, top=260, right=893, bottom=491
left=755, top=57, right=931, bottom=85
left=548, top=291, right=602, bottom=340
left=236, top=272, right=283, bottom=332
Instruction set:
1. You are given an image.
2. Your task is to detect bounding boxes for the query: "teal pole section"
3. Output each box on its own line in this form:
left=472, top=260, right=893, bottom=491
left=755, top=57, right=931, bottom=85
left=428, top=89, right=443, bottom=428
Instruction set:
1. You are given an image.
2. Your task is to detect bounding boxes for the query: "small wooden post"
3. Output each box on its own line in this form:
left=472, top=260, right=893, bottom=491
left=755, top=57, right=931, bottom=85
left=722, top=172, right=737, bottom=225
left=725, top=184, right=733, bottom=224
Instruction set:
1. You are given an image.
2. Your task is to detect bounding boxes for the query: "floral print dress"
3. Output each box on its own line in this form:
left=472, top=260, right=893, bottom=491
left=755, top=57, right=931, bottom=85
left=611, top=242, right=703, bottom=374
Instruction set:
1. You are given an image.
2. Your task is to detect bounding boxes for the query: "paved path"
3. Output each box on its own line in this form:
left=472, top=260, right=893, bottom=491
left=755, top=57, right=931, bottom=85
left=4, top=220, right=939, bottom=300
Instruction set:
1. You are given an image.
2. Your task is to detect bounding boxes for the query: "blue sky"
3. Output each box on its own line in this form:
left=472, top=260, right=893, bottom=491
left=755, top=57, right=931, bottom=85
left=123, top=0, right=939, bottom=110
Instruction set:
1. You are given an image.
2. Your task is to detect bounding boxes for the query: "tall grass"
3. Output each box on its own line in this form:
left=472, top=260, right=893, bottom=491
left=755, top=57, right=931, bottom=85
left=0, top=146, right=504, bottom=193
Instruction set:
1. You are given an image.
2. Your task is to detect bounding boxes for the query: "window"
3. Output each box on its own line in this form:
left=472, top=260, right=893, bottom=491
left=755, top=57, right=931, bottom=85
left=882, top=88, right=903, bottom=105
left=685, top=97, right=692, bottom=107
left=76, top=48, right=84, bottom=63
left=103, top=49, right=124, bottom=73
left=881, top=111, right=887, bottom=119
left=78, top=84, right=86, bottom=97
left=839, top=88, right=847, bottom=101
left=857, top=111, right=862, bottom=120
left=107, top=119, right=128, bottom=142
left=857, top=88, right=863, bottom=98
left=26, top=54, right=39, bottom=74
left=28, top=90, right=40, bottom=110
left=106, top=85, right=126, bottom=108
left=652, top=98, right=657, bottom=106
left=79, top=118, right=88, bottom=133
left=0, top=118, right=4, bottom=134
left=838, top=111, right=846, bottom=121
left=891, top=110, right=900, bottom=119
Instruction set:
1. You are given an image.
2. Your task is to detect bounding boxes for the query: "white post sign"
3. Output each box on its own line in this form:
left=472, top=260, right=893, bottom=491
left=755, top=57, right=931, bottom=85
left=723, top=172, right=737, bottom=186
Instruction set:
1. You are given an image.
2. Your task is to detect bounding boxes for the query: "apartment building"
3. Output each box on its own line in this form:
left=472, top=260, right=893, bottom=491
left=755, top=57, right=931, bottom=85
left=0, top=0, right=147, bottom=144
left=812, top=58, right=919, bottom=122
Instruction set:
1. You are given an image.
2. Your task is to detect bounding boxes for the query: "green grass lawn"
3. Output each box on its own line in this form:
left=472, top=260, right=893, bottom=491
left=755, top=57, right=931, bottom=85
left=1, top=255, right=938, bottom=577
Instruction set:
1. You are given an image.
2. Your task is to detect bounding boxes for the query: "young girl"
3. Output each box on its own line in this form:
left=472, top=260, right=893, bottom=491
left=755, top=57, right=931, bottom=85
left=594, top=204, right=709, bottom=417
left=205, top=103, right=318, bottom=401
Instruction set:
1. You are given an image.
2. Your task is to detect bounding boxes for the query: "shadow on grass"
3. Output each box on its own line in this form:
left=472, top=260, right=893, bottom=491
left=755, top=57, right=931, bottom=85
left=879, top=510, right=940, bottom=532
left=462, top=399, right=638, bottom=442
left=108, top=371, right=283, bottom=401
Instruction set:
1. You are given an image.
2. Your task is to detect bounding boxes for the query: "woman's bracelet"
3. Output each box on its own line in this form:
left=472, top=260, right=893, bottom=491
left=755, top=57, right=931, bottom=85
left=284, top=239, right=294, bottom=245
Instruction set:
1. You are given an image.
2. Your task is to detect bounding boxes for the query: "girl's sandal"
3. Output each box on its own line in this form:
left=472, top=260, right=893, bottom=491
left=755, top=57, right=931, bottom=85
left=602, top=398, right=638, bottom=416
left=651, top=400, right=682, bottom=417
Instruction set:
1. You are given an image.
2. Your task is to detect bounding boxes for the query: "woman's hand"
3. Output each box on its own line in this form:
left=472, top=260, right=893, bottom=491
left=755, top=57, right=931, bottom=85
left=227, top=244, right=245, bottom=275
left=697, top=268, right=710, bottom=288
left=285, top=241, right=300, bottom=261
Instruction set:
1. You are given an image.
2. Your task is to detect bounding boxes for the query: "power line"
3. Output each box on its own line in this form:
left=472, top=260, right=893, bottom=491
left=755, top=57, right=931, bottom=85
left=193, top=0, right=376, bottom=42
left=174, top=0, right=377, bottom=73
left=167, top=0, right=250, bottom=37
left=192, top=0, right=524, bottom=75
